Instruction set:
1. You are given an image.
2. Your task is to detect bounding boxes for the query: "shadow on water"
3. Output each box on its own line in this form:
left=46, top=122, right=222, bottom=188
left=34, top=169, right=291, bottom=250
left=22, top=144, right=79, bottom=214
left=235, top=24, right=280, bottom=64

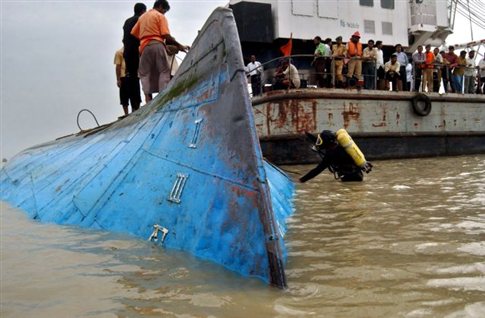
left=1, top=155, right=485, bottom=317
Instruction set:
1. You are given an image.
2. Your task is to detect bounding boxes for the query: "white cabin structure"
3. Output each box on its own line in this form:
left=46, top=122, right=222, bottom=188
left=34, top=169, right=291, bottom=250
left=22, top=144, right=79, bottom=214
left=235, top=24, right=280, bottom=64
left=229, top=0, right=451, bottom=51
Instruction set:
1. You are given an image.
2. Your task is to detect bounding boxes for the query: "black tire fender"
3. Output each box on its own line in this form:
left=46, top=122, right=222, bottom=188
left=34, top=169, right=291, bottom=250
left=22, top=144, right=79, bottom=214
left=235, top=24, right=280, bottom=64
left=411, top=93, right=432, bottom=116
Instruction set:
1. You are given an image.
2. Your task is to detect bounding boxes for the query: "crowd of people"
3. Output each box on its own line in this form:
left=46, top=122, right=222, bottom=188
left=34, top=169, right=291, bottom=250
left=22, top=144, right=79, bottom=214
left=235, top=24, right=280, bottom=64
left=246, top=32, right=485, bottom=96
left=114, top=1, right=189, bottom=116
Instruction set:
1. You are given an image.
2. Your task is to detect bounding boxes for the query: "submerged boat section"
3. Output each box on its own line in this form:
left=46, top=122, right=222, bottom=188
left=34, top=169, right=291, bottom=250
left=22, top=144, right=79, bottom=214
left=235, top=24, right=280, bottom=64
left=0, top=8, right=294, bottom=288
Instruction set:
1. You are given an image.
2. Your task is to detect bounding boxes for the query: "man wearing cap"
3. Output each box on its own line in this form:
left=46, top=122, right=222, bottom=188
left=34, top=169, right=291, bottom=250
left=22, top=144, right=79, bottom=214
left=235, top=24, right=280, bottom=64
left=346, top=31, right=363, bottom=87
left=332, top=36, right=347, bottom=88
left=131, top=0, right=189, bottom=103
left=299, top=130, right=372, bottom=183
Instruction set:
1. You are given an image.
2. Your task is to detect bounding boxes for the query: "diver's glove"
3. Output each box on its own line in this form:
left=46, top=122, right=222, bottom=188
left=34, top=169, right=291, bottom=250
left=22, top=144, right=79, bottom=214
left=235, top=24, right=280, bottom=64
left=362, top=161, right=373, bottom=173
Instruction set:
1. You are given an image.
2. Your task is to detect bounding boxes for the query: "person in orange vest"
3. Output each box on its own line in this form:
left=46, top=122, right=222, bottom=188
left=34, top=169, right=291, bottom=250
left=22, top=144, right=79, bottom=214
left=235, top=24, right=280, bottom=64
left=422, top=44, right=435, bottom=92
left=346, top=31, right=363, bottom=87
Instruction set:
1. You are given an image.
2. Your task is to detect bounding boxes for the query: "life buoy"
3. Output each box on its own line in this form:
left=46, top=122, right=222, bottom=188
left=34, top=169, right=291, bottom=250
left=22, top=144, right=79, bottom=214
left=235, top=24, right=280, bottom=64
left=411, top=93, right=432, bottom=116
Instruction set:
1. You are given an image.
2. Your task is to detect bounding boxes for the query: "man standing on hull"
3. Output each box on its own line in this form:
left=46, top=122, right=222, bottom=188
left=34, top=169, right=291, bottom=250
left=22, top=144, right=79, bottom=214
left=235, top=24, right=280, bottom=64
left=122, top=3, right=146, bottom=113
left=131, top=0, right=189, bottom=103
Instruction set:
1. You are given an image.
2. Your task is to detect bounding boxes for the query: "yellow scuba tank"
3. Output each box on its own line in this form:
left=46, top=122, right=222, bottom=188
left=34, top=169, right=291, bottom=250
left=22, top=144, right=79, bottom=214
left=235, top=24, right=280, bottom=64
left=335, top=129, right=367, bottom=168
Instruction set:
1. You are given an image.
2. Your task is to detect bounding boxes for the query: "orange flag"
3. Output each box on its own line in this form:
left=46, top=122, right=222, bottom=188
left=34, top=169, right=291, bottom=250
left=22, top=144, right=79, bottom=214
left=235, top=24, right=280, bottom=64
left=280, top=33, right=293, bottom=57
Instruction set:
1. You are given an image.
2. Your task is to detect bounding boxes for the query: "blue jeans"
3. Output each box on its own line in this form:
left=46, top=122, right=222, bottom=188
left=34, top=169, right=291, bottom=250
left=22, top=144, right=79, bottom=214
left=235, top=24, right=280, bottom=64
left=452, top=75, right=463, bottom=93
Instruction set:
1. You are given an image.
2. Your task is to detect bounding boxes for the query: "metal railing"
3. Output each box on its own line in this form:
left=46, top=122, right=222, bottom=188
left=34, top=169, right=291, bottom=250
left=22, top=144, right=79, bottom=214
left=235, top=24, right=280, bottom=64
left=244, top=54, right=483, bottom=96
left=245, top=54, right=381, bottom=96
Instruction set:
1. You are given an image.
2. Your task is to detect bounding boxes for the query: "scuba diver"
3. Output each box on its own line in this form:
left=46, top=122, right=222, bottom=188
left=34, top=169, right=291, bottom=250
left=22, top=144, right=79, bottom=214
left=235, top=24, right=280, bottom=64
left=300, top=129, right=373, bottom=183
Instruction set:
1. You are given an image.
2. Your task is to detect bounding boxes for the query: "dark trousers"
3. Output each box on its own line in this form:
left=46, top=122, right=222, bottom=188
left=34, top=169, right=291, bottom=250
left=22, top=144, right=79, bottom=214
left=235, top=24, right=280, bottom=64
left=433, top=71, right=440, bottom=93
left=314, top=58, right=326, bottom=88
left=414, top=67, right=422, bottom=91
left=400, top=65, right=408, bottom=91
left=386, top=72, right=399, bottom=91
left=363, top=61, right=376, bottom=89
left=250, top=74, right=261, bottom=96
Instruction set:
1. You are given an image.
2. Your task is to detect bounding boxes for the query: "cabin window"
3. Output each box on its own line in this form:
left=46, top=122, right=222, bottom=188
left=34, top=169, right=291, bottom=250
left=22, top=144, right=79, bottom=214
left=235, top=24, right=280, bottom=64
left=360, top=0, right=374, bottom=7
left=382, top=21, right=393, bottom=35
left=291, top=0, right=314, bottom=17
left=318, top=0, right=338, bottom=19
left=381, top=0, right=395, bottom=9
left=364, top=20, right=375, bottom=34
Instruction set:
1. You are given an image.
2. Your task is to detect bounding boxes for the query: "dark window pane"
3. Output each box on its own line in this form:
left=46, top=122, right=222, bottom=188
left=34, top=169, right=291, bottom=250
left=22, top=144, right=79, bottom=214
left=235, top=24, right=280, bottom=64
left=381, top=0, right=395, bottom=9
left=360, top=0, right=374, bottom=7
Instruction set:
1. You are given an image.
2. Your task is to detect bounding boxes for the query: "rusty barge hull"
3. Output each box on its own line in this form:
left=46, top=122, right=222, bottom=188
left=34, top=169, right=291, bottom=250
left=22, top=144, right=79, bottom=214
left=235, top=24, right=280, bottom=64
left=253, top=89, right=485, bottom=165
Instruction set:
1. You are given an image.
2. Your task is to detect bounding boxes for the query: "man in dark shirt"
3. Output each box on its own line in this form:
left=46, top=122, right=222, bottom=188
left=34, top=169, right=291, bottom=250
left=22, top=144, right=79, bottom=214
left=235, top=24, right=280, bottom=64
left=122, top=3, right=146, bottom=112
left=300, top=130, right=372, bottom=182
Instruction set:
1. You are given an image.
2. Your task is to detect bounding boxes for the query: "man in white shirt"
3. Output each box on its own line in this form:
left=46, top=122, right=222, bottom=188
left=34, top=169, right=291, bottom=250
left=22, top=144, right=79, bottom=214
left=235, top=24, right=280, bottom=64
left=246, top=55, right=263, bottom=96
left=375, top=41, right=385, bottom=90
left=412, top=45, right=425, bottom=92
left=464, top=50, right=477, bottom=94
left=275, top=59, right=301, bottom=89
left=362, top=39, right=377, bottom=89
left=433, top=47, right=443, bottom=93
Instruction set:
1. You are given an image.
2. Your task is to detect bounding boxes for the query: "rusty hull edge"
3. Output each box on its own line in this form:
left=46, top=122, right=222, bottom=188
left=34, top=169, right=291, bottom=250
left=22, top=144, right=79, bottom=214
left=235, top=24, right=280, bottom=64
left=252, top=89, right=485, bottom=105
left=261, top=133, right=485, bottom=165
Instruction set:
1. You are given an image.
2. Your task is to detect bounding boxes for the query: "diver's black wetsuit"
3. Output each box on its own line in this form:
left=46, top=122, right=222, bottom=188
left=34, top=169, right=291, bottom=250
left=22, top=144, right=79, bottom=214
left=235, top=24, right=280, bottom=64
left=299, top=145, right=364, bottom=182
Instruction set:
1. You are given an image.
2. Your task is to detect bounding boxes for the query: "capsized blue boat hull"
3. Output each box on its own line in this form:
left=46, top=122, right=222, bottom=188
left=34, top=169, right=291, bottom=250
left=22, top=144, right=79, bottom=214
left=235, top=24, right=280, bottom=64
left=0, top=8, right=294, bottom=288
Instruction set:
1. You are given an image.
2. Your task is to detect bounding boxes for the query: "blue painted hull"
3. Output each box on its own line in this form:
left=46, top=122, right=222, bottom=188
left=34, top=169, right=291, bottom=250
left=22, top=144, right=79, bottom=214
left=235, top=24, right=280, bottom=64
left=0, top=8, right=294, bottom=288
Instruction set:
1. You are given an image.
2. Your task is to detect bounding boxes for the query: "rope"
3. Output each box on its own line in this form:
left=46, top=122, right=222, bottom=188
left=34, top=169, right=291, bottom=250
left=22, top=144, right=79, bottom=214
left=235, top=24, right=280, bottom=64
left=77, top=109, right=100, bottom=131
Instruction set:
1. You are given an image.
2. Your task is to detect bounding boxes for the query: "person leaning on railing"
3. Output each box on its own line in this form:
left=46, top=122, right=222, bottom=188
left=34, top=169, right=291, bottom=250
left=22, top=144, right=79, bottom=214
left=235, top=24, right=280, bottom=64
left=432, top=48, right=443, bottom=93
left=452, top=50, right=467, bottom=93
left=443, top=46, right=458, bottom=93
left=440, top=50, right=450, bottom=93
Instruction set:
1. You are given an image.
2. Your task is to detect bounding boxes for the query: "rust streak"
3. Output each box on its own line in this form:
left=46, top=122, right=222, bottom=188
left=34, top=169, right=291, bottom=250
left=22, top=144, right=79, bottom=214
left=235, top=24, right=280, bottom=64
left=341, top=102, right=360, bottom=129
left=372, top=108, right=387, bottom=128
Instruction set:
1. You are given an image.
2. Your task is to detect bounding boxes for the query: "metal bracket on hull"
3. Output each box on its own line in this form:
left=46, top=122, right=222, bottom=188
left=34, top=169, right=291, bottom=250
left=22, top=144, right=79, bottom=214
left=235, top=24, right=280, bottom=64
left=189, top=119, right=203, bottom=148
left=168, top=173, right=189, bottom=203
left=148, top=224, right=169, bottom=243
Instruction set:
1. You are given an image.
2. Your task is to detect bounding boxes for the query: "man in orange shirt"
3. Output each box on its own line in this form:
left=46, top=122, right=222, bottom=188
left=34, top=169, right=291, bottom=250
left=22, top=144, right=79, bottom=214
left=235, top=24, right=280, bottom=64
left=422, top=44, right=435, bottom=92
left=131, top=0, right=189, bottom=103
